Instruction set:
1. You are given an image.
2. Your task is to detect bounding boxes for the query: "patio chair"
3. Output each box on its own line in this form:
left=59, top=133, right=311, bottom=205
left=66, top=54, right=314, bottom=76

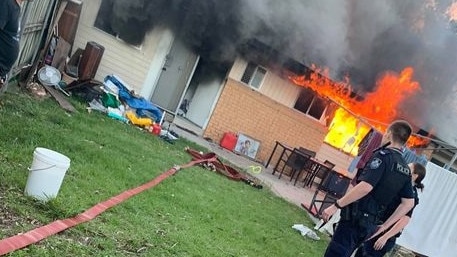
left=304, top=160, right=335, bottom=188
left=305, top=170, right=351, bottom=217
left=272, top=146, right=293, bottom=176
left=298, top=147, right=316, bottom=158
left=277, top=148, right=311, bottom=185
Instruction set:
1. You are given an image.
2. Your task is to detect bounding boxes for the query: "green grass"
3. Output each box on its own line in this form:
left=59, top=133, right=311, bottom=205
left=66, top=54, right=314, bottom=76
left=0, top=92, right=328, bottom=256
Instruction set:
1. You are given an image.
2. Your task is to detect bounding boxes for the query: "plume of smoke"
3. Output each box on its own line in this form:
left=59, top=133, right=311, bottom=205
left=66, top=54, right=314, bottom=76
left=102, top=0, right=457, bottom=143
left=104, top=0, right=245, bottom=64
left=243, top=0, right=457, bottom=142
left=240, top=0, right=350, bottom=78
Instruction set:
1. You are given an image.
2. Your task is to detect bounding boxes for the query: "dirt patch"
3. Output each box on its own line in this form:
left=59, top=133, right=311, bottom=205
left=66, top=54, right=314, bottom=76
left=25, top=82, right=49, bottom=100
left=0, top=188, right=42, bottom=237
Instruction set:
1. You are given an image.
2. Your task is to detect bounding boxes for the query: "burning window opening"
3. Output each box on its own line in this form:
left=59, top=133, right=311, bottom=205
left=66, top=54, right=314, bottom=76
left=294, top=87, right=330, bottom=121
left=238, top=40, right=431, bottom=155
left=290, top=65, right=430, bottom=155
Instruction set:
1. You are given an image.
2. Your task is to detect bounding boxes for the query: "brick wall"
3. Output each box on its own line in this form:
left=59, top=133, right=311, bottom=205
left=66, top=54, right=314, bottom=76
left=204, top=78, right=328, bottom=164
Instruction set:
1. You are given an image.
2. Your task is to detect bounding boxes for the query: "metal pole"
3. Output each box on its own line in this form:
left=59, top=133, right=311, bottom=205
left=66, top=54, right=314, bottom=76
left=444, top=152, right=457, bottom=170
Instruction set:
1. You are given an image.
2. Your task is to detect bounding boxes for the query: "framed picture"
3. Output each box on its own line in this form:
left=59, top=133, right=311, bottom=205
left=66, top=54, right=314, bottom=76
left=234, top=133, right=260, bottom=159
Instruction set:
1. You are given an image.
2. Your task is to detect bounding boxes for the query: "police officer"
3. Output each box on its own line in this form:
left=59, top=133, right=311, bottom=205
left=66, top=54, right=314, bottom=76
left=355, top=163, right=426, bottom=257
left=321, top=120, right=415, bottom=257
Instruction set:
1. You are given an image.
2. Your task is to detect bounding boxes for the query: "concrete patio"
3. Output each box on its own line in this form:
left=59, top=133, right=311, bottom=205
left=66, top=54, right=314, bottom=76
left=170, top=122, right=318, bottom=206
left=170, top=122, right=420, bottom=257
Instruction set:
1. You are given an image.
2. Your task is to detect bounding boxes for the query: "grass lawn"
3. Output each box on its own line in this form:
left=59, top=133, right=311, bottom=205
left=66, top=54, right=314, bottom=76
left=0, top=92, right=329, bottom=256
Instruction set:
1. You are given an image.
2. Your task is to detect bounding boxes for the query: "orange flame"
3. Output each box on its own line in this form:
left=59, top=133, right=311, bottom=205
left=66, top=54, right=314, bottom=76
left=291, top=67, right=425, bottom=155
left=446, top=2, right=457, bottom=21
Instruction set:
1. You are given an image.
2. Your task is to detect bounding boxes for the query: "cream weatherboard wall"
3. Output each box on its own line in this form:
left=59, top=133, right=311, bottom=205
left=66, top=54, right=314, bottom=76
left=73, top=0, right=171, bottom=94
left=228, top=57, right=301, bottom=108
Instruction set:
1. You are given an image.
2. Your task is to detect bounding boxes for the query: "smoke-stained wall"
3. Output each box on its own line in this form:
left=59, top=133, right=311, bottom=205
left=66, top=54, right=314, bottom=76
left=96, top=0, right=244, bottom=66
left=98, top=0, right=457, bottom=143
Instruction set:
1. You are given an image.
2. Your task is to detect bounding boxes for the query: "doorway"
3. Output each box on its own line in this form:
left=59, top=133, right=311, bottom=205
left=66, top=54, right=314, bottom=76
left=177, top=60, right=229, bottom=129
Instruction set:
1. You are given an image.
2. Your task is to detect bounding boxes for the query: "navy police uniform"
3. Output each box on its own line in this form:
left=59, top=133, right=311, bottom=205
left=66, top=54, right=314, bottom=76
left=324, top=147, right=414, bottom=257
left=0, top=0, right=21, bottom=79
left=355, top=186, right=419, bottom=257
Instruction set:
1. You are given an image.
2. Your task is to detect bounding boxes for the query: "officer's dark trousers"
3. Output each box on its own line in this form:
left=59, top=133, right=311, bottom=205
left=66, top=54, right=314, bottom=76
left=324, top=220, right=376, bottom=257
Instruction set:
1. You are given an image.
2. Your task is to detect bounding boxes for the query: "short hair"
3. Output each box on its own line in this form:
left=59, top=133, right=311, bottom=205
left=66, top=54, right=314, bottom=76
left=388, top=120, right=412, bottom=145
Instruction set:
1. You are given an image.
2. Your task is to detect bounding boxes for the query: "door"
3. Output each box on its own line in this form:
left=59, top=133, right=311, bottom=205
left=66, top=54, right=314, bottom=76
left=150, top=39, right=199, bottom=113
left=185, top=77, right=223, bottom=128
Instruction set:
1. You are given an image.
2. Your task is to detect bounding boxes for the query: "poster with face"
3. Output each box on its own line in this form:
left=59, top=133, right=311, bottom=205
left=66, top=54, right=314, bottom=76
left=234, top=133, right=260, bottom=159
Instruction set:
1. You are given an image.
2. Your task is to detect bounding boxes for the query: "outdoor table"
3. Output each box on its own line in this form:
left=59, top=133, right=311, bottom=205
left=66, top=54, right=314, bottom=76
left=302, top=158, right=332, bottom=187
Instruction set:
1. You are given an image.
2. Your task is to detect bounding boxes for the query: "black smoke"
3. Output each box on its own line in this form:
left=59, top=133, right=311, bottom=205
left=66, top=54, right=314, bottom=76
left=99, top=0, right=457, bottom=143
left=97, top=0, right=246, bottom=66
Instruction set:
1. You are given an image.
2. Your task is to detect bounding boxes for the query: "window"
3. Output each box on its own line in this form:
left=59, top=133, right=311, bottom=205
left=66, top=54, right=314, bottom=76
left=241, top=62, right=267, bottom=89
left=294, top=87, right=328, bottom=120
left=93, top=0, right=144, bottom=47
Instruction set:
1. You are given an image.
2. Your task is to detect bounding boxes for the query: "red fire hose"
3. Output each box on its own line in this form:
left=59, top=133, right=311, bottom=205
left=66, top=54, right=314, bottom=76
left=0, top=148, right=261, bottom=255
left=185, top=148, right=263, bottom=188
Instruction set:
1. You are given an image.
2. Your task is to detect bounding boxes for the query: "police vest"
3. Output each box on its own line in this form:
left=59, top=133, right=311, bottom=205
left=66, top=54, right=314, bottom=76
left=369, top=148, right=411, bottom=210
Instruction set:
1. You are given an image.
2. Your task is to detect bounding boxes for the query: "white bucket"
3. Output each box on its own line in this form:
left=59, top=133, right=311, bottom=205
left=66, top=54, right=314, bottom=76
left=25, top=147, right=71, bottom=201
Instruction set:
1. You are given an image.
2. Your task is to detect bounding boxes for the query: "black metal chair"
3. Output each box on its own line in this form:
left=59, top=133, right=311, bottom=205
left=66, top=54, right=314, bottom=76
left=304, top=160, right=335, bottom=188
left=305, top=170, right=351, bottom=217
left=271, top=146, right=293, bottom=176
left=290, top=153, right=317, bottom=186
left=298, top=147, right=316, bottom=158
left=277, top=148, right=311, bottom=185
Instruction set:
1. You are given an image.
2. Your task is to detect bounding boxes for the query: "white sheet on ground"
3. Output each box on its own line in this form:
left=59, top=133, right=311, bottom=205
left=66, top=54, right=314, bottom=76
left=292, top=224, right=320, bottom=240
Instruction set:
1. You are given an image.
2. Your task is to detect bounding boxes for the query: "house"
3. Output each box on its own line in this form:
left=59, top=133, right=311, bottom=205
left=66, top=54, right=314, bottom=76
left=17, top=0, right=457, bottom=174
left=70, top=0, right=357, bottom=173
left=73, top=0, right=457, bottom=174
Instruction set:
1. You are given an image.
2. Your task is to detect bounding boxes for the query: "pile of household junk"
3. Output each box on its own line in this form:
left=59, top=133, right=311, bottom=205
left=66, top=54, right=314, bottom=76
left=86, top=75, right=178, bottom=143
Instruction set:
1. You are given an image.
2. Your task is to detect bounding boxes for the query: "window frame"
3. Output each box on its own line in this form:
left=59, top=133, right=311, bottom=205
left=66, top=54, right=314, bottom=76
left=93, top=0, right=144, bottom=50
left=240, top=62, right=267, bottom=90
left=294, top=88, right=329, bottom=122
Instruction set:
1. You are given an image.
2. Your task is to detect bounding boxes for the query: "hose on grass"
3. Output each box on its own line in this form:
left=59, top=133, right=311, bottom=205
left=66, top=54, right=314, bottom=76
left=0, top=148, right=261, bottom=255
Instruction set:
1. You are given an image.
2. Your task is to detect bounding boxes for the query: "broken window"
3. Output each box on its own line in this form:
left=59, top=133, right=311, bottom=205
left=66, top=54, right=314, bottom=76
left=294, top=87, right=328, bottom=120
left=241, top=62, right=267, bottom=89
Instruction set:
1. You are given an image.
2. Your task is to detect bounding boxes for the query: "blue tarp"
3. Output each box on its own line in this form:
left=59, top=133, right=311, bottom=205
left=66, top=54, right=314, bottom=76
left=104, top=75, right=163, bottom=122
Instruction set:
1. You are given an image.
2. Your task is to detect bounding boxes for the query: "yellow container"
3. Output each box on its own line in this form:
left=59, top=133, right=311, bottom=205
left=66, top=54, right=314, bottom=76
left=125, top=111, right=153, bottom=127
